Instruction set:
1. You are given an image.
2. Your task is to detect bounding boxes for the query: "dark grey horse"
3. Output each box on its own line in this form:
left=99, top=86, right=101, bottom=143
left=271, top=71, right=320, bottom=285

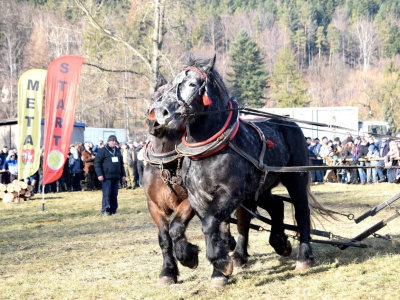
left=150, top=54, right=322, bottom=286
left=143, top=76, right=237, bottom=285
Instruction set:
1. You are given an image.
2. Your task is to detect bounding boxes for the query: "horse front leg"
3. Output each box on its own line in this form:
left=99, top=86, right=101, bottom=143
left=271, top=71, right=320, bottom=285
left=201, top=190, right=240, bottom=287
left=147, top=200, right=178, bottom=285
left=202, top=213, right=233, bottom=275
left=169, top=198, right=199, bottom=269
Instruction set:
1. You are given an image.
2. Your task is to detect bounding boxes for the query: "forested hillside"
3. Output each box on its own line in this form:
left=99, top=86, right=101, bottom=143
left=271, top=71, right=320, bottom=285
left=1, top=0, right=400, bottom=139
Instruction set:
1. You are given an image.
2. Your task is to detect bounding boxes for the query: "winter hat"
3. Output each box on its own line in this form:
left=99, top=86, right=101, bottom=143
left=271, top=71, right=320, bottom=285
left=107, top=135, right=118, bottom=142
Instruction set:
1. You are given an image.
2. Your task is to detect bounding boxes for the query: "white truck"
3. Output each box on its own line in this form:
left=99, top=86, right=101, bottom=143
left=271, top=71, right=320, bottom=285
left=358, top=120, right=390, bottom=136
left=256, top=106, right=389, bottom=139
left=84, top=127, right=126, bottom=144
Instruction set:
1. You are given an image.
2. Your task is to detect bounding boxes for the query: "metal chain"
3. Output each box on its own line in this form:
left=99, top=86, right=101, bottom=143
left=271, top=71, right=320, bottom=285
left=159, top=163, right=174, bottom=193
left=372, top=233, right=392, bottom=241
left=326, top=209, right=355, bottom=220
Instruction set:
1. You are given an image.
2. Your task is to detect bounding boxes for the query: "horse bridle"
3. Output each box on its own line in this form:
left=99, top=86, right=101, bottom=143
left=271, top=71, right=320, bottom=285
left=146, top=67, right=207, bottom=118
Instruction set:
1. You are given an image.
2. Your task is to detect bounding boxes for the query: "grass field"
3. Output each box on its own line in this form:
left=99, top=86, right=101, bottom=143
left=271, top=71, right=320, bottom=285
left=1, top=183, right=400, bottom=300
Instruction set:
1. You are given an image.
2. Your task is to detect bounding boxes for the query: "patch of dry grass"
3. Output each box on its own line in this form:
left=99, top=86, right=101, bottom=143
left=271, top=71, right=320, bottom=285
left=1, top=183, right=400, bottom=299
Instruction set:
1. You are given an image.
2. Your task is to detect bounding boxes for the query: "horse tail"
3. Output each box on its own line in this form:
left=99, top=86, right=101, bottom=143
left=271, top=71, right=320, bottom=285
left=307, top=172, right=338, bottom=222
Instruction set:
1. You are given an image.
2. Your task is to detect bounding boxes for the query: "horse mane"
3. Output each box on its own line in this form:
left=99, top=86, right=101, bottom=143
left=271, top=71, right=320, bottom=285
left=209, top=69, right=230, bottom=104
left=184, top=53, right=212, bottom=72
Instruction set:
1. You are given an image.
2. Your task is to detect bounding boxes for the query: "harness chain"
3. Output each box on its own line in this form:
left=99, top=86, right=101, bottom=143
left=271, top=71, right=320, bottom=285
left=158, top=157, right=184, bottom=194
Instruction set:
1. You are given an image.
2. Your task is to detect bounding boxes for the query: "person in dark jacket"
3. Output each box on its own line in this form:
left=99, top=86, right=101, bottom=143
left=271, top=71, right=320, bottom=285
left=69, top=147, right=83, bottom=191
left=0, top=145, right=9, bottom=184
left=58, top=157, right=71, bottom=192
left=343, top=139, right=358, bottom=184
left=357, top=137, right=369, bottom=184
left=94, top=135, right=126, bottom=215
left=82, top=142, right=96, bottom=191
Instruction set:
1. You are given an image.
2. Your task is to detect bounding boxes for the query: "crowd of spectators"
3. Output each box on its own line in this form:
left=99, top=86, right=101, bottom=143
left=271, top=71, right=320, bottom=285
left=3, top=131, right=399, bottom=190
left=307, top=132, right=400, bottom=184
left=0, top=140, right=147, bottom=194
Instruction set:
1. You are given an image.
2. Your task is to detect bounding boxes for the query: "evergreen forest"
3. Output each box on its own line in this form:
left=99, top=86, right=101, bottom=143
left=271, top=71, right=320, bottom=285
left=2, top=0, right=400, bottom=139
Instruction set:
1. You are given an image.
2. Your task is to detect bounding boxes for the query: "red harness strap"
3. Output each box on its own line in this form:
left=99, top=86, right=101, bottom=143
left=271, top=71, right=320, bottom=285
left=182, top=100, right=234, bottom=147
left=183, top=66, right=207, bottom=79
left=180, top=100, right=274, bottom=159
left=190, top=121, right=240, bottom=159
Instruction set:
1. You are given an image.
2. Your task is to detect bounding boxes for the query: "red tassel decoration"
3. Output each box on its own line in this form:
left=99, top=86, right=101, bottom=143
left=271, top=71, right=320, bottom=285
left=266, top=140, right=274, bottom=148
left=202, top=93, right=212, bottom=106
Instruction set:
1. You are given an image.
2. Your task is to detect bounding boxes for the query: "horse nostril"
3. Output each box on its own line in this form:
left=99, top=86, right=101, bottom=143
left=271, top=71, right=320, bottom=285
left=163, top=109, right=169, bottom=117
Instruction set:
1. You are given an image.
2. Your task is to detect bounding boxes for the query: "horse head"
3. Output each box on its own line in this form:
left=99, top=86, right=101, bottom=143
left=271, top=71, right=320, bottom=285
left=151, top=53, right=230, bottom=130
left=146, top=75, right=170, bottom=138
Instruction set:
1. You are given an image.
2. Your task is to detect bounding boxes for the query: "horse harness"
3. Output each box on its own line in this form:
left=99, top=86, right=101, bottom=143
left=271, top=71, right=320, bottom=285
left=143, top=140, right=183, bottom=193
left=144, top=97, right=276, bottom=200
left=145, top=63, right=278, bottom=194
left=144, top=65, right=400, bottom=249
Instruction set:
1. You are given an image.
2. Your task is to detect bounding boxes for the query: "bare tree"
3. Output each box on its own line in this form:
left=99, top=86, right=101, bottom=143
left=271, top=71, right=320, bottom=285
left=352, top=18, right=378, bottom=71
left=331, top=7, right=349, bottom=64
left=0, top=0, right=32, bottom=118
left=75, top=0, right=166, bottom=93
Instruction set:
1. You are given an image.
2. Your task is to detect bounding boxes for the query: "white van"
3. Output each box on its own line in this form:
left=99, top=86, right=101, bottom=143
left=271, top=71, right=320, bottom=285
left=358, top=120, right=390, bottom=135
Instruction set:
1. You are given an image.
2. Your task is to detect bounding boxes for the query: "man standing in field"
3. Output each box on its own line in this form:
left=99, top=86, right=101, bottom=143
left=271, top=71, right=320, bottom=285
left=94, top=135, right=126, bottom=216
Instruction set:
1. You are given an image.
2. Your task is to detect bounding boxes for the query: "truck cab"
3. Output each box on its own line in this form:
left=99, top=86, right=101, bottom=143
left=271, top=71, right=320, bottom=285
left=358, top=120, right=390, bottom=135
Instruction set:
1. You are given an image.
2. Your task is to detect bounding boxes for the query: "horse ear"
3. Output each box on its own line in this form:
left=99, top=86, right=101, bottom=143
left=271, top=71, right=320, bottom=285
left=154, top=74, right=167, bottom=92
left=202, top=54, right=216, bottom=74
left=184, top=52, right=196, bottom=66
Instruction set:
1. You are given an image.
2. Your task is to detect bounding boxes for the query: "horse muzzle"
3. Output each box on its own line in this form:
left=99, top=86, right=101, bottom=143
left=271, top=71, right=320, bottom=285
left=154, top=106, right=182, bottom=128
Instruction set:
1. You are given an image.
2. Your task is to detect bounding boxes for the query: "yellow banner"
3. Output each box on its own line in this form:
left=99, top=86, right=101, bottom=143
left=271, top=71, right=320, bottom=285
left=17, top=69, right=47, bottom=180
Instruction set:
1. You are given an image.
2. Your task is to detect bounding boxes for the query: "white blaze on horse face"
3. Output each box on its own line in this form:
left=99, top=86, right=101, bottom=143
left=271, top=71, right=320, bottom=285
left=179, top=72, right=203, bottom=102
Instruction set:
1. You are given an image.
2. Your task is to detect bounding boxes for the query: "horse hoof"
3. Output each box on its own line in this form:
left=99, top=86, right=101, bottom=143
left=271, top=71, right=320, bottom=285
left=181, top=257, right=198, bottom=269
left=295, top=261, right=312, bottom=272
left=232, top=254, right=248, bottom=267
left=221, top=257, right=233, bottom=276
left=233, top=258, right=245, bottom=267
left=281, top=240, right=292, bottom=257
left=210, top=277, right=228, bottom=288
left=158, top=276, right=176, bottom=285
left=228, top=237, right=237, bottom=252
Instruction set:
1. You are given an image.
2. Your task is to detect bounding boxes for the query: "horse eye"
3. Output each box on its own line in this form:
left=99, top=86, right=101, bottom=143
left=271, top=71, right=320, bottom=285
left=189, top=83, right=197, bottom=87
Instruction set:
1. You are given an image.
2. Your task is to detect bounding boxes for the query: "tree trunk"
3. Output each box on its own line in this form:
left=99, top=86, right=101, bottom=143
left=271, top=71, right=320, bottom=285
left=151, top=0, right=166, bottom=94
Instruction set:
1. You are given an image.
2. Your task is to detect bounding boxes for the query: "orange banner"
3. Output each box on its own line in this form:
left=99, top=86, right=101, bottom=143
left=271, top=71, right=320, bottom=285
left=43, top=56, right=85, bottom=185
